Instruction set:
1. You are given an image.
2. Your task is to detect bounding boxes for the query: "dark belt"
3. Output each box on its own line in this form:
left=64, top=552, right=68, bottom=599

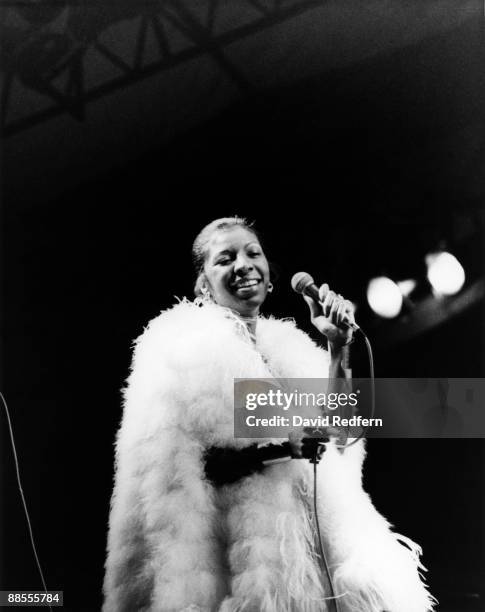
left=203, top=442, right=293, bottom=486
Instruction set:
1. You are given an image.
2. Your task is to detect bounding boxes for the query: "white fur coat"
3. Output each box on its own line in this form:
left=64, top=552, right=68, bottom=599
left=103, top=300, right=435, bottom=612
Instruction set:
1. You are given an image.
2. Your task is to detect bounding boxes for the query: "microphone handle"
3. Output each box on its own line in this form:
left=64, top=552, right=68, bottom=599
left=303, top=282, right=360, bottom=332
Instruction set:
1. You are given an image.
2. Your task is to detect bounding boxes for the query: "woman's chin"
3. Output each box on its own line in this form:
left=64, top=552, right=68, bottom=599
left=235, top=296, right=265, bottom=315
left=211, top=286, right=265, bottom=312
left=219, top=293, right=265, bottom=316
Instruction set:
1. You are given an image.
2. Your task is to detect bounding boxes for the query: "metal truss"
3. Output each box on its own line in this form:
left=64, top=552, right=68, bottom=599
left=0, top=0, right=323, bottom=137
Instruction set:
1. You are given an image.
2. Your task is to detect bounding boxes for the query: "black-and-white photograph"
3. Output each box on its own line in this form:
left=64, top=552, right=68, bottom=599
left=1, top=1, right=483, bottom=611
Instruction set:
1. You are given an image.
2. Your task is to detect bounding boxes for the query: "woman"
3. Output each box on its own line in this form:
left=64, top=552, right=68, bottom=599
left=103, top=217, right=434, bottom=612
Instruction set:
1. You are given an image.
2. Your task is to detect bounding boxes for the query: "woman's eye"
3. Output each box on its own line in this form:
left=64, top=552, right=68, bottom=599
left=248, top=251, right=261, bottom=258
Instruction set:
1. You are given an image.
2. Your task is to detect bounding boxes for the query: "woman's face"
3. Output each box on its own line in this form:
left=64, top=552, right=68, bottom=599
left=202, top=226, right=271, bottom=316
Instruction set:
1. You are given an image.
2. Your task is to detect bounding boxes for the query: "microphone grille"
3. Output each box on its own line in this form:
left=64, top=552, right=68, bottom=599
left=291, top=272, right=314, bottom=294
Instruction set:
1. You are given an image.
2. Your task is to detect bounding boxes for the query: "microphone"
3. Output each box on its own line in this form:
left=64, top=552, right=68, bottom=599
left=291, top=272, right=360, bottom=331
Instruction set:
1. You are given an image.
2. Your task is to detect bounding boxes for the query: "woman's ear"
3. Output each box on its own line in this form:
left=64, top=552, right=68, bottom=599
left=194, top=274, right=204, bottom=297
left=194, top=273, right=212, bottom=298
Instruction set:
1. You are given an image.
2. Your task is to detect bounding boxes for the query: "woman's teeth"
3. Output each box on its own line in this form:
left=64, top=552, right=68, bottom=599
left=234, top=279, right=259, bottom=289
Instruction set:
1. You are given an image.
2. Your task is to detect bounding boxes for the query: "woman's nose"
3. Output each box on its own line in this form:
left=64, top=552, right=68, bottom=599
left=234, top=254, right=253, bottom=275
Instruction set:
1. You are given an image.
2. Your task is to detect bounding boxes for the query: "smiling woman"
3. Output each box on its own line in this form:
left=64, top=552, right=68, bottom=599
left=102, top=217, right=435, bottom=612
left=194, top=218, right=270, bottom=313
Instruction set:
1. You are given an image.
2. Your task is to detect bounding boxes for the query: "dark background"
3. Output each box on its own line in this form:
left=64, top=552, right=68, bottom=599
left=1, top=1, right=484, bottom=610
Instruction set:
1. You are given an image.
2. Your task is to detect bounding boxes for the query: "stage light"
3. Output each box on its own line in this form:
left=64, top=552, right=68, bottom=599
left=426, top=251, right=465, bottom=296
left=367, top=276, right=403, bottom=318
left=397, top=279, right=417, bottom=297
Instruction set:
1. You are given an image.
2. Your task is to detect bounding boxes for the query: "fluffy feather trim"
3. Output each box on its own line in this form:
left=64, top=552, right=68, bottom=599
left=103, top=300, right=435, bottom=612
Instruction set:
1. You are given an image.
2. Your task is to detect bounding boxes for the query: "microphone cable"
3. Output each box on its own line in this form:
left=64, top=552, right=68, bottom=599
left=0, top=392, right=54, bottom=612
left=311, top=325, right=375, bottom=611
left=311, top=454, right=345, bottom=612
left=335, top=326, right=375, bottom=450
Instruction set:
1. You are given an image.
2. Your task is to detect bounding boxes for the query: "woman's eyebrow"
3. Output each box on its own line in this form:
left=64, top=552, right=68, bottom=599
left=214, top=248, right=232, bottom=257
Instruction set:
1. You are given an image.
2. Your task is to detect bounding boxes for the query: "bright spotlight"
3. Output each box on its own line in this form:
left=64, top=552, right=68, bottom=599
left=397, top=279, right=417, bottom=297
left=367, top=277, right=403, bottom=319
left=426, top=251, right=465, bottom=296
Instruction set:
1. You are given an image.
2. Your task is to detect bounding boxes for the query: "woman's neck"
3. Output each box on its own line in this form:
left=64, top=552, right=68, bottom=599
left=230, top=309, right=258, bottom=339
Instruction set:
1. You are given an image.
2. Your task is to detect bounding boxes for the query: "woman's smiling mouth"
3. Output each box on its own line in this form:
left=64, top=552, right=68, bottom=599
left=231, top=278, right=261, bottom=291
